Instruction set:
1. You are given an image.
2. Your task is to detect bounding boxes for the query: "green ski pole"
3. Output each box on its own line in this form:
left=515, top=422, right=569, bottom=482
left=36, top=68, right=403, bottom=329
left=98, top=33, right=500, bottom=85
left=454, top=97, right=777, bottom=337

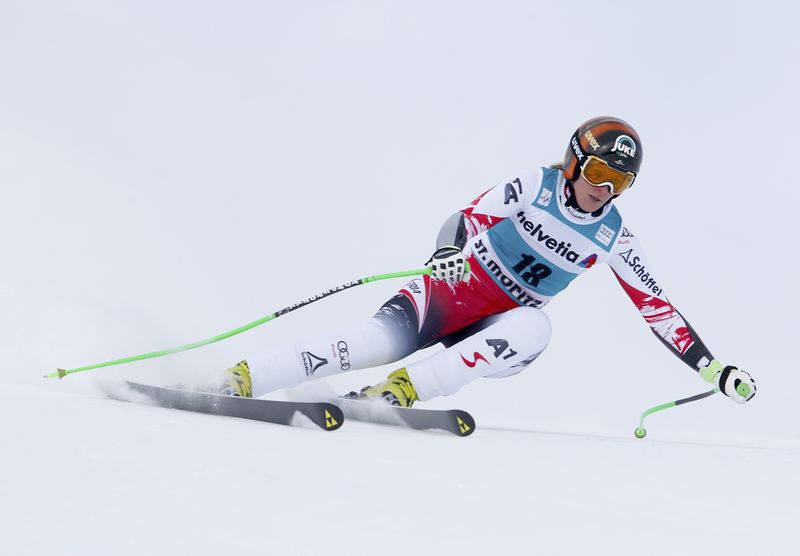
left=45, top=265, right=445, bottom=379
left=633, top=387, right=719, bottom=439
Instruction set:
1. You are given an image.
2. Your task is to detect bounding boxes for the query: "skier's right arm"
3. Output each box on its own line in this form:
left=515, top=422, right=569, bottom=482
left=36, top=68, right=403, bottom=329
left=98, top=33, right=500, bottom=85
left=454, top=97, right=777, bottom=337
left=435, top=168, right=542, bottom=249
left=429, top=169, right=541, bottom=282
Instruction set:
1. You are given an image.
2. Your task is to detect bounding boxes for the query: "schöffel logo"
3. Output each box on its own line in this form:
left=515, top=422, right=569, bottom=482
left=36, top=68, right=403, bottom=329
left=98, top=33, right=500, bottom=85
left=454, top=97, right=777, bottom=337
left=301, top=351, right=328, bottom=376
left=611, top=135, right=637, bottom=158
left=617, top=248, right=662, bottom=296
left=516, top=211, right=581, bottom=263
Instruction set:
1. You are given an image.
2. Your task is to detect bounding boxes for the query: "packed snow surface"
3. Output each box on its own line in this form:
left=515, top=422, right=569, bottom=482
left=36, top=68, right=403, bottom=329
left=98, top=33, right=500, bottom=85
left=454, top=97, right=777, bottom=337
left=3, top=380, right=798, bottom=555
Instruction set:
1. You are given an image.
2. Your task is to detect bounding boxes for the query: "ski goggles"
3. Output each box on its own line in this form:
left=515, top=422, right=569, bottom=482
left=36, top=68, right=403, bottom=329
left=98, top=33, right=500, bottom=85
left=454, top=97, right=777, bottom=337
left=580, top=156, right=636, bottom=195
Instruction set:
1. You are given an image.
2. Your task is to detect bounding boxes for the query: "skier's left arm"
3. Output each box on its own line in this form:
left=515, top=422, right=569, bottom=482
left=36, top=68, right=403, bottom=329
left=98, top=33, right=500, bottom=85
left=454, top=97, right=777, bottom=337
left=607, top=228, right=756, bottom=403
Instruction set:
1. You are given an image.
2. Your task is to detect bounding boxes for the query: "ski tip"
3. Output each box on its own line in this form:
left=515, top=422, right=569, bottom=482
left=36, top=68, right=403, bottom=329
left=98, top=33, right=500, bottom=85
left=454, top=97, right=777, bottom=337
left=453, top=411, right=475, bottom=437
left=321, top=404, right=344, bottom=431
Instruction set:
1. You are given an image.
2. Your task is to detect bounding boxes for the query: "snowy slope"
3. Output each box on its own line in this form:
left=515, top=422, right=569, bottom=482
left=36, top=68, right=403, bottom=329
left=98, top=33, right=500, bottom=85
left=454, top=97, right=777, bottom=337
left=2, top=379, right=798, bottom=556
left=2, top=1, right=800, bottom=555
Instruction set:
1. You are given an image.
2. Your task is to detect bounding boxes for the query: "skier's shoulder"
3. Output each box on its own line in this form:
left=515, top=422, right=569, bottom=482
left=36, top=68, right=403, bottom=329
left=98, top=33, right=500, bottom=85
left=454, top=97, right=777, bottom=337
left=605, top=202, right=623, bottom=229
left=475, top=166, right=548, bottom=209
left=606, top=212, right=647, bottom=259
left=502, top=165, right=565, bottom=199
left=522, top=165, right=562, bottom=192
left=592, top=203, right=624, bottom=250
left=495, top=167, right=546, bottom=192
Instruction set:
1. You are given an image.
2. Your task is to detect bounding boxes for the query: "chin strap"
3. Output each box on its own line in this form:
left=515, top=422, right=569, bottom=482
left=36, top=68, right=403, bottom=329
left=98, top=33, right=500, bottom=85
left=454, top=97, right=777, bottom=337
left=564, top=181, right=616, bottom=216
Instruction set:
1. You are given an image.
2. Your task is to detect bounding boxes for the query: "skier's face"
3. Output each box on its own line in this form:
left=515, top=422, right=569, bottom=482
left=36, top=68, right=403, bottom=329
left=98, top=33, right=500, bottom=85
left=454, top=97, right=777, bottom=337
left=572, top=174, right=614, bottom=213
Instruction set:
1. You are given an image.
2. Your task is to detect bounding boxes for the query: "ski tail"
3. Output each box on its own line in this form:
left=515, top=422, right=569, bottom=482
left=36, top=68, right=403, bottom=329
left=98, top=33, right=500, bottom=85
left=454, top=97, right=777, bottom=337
left=108, top=381, right=344, bottom=431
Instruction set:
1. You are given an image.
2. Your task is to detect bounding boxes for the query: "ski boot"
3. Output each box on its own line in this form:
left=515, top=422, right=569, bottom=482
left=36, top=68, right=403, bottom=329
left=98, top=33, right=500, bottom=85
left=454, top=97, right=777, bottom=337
left=219, top=360, right=252, bottom=398
left=347, top=368, right=418, bottom=407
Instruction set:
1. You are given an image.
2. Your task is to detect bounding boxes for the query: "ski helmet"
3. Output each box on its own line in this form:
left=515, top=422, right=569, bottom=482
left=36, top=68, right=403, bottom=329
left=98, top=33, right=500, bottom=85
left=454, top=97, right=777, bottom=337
left=562, top=116, right=643, bottom=185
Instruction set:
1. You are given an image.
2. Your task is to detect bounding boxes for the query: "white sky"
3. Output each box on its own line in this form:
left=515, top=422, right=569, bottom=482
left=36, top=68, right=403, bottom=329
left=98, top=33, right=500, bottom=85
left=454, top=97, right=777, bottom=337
left=1, top=0, right=798, bottom=436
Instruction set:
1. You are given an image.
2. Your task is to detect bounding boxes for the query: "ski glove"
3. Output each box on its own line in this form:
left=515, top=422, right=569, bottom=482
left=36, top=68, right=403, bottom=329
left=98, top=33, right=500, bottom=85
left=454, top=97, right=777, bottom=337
left=426, top=246, right=469, bottom=282
left=699, top=359, right=756, bottom=404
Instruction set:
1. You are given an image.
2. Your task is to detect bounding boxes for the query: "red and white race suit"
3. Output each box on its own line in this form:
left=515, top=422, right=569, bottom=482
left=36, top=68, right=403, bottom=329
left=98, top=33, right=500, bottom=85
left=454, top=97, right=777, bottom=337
left=245, top=167, right=714, bottom=400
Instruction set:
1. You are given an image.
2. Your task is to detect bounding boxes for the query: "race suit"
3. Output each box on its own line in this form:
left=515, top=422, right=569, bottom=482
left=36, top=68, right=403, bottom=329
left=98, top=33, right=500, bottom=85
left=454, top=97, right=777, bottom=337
left=245, top=167, right=715, bottom=400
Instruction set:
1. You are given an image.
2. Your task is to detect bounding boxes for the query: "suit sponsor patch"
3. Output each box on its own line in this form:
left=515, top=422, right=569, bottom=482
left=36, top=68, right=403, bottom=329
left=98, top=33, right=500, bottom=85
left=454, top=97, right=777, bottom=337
left=595, top=224, right=615, bottom=246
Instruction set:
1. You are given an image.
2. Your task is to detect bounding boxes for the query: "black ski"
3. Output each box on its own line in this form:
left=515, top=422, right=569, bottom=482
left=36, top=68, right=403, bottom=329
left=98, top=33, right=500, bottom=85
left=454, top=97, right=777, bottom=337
left=109, top=381, right=343, bottom=431
left=335, top=397, right=475, bottom=437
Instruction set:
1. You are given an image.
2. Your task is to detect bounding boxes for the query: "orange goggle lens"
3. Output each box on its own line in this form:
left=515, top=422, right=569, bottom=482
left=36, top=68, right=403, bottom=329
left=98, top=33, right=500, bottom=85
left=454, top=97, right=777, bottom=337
left=580, top=156, right=636, bottom=195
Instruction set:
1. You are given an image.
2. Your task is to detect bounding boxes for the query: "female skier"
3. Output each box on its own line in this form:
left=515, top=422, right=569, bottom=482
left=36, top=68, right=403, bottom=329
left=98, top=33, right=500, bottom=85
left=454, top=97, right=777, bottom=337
left=218, top=116, right=756, bottom=407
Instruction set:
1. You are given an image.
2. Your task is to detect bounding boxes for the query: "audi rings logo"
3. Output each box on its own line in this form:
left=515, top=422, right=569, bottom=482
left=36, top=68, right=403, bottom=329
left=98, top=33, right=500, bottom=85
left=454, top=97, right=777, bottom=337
left=337, top=341, right=351, bottom=371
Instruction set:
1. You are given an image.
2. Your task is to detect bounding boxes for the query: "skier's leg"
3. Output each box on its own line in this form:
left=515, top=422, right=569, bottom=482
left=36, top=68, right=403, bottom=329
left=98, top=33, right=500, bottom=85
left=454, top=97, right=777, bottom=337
left=405, top=306, right=551, bottom=400
left=243, top=293, right=420, bottom=397
left=228, top=264, right=520, bottom=399
left=353, top=265, right=528, bottom=406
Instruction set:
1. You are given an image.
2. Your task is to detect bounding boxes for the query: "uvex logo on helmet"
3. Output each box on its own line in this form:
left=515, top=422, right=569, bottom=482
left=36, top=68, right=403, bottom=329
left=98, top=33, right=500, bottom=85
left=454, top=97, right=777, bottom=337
left=562, top=116, right=643, bottom=181
left=570, top=136, right=585, bottom=161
